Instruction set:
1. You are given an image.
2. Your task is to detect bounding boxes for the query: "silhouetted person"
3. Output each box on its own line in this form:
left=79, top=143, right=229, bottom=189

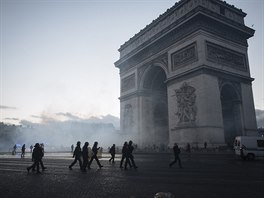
left=27, top=143, right=42, bottom=174
left=186, top=143, right=191, bottom=153
left=82, top=142, right=89, bottom=171
left=21, top=144, right=26, bottom=158
left=69, top=141, right=82, bottom=170
left=39, top=143, right=47, bottom=170
left=71, top=144, right=74, bottom=153
left=125, top=140, right=138, bottom=169
left=120, top=141, right=131, bottom=168
left=32, top=143, right=46, bottom=171
left=30, top=145, right=33, bottom=153
left=88, top=141, right=103, bottom=169
left=204, top=141, right=207, bottom=150
left=109, top=144, right=116, bottom=163
left=12, top=144, right=17, bottom=155
left=169, top=143, right=182, bottom=168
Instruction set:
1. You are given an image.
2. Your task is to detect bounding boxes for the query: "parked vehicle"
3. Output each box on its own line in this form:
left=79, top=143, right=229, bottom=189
left=233, top=136, right=264, bottom=160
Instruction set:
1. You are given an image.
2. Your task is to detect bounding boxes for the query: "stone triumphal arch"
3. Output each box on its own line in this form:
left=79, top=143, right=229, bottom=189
left=115, top=0, right=258, bottom=148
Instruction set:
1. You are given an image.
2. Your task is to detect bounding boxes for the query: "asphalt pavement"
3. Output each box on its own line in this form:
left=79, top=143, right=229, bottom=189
left=0, top=152, right=263, bottom=198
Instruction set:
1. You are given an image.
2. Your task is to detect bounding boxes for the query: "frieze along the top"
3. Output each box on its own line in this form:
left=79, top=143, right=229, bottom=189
left=116, top=14, right=251, bottom=74
left=118, top=0, right=247, bottom=59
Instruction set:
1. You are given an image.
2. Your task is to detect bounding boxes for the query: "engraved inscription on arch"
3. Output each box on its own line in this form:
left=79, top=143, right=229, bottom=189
left=171, top=42, right=198, bottom=71
left=121, top=73, right=135, bottom=92
left=206, top=41, right=247, bottom=71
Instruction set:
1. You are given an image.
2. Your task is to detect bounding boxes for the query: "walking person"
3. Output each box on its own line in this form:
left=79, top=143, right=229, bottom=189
left=169, top=143, right=182, bottom=168
left=204, top=141, right=207, bottom=151
left=21, top=144, right=26, bottom=158
left=71, top=144, right=74, bottom=153
left=82, top=142, right=89, bottom=171
left=88, top=141, right=103, bottom=169
left=12, top=144, right=17, bottom=155
left=125, top=140, right=138, bottom=170
left=30, top=145, right=33, bottom=153
left=39, top=143, right=47, bottom=170
left=31, top=143, right=46, bottom=172
left=27, top=143, right=42, bottom=174
left=109, top=144, right=116, bottom=163
left=120, top=141, right=131, bottom=168
left=69, top=141, right=83, bottom=170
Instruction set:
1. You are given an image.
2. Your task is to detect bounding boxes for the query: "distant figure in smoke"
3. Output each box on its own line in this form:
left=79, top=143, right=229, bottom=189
left=125, top=140, right=138, bottom=170
left=27, top=143, right=42, bottom=174
left=30, top=145, right=33, bottom=153
left=109, top=144, right=116, bottom=163
left=21, top=144, right=26, bottom=158
left=169, top=143, right=182, bottom=168
left=82, top=142, right=89, bottom=171
left=204, top=141, right=207, bottom=150
left=88, top=142, right=103, bottom=169
left=186, top=143, right=191, bottom=153
left=71, top=144, right=74, bottom=153
left=12, top=144, right=17, bottom=155
left=69, top=141, right=82, bottom=170
left=120, top=141, right=131, bottom=168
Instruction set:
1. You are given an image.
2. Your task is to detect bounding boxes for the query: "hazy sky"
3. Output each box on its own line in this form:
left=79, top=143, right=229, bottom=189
left=0, top=0, right=263, bottom=125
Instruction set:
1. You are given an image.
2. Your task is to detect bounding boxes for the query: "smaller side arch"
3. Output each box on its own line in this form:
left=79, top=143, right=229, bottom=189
left=138, top=62, right=168, bottom=91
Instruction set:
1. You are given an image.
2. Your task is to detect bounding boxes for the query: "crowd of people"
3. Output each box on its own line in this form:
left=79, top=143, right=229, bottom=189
left=24, top=140, right=141, bottom=174
left=14, top=140, right=184, bottom=174
left=68, top=140, right=138, bottom=172
left=26, top=143, right=47, bottom=174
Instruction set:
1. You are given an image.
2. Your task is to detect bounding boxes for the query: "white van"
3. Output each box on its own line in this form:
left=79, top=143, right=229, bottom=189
left=233, top=136, right=264, bottom=160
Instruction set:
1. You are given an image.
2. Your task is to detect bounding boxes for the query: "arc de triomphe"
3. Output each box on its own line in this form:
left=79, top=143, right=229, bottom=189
left=115, top=0, right=258, bottom=148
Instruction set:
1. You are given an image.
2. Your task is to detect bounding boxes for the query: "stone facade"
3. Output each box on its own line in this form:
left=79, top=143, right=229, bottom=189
left=115, top=0, right=257, bottom=148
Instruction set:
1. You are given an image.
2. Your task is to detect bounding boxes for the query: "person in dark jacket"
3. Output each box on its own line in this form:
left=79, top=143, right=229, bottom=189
left=27, top=143, right=42, bottom=174
left=109, top=144, right=116, bottom=163
left=125, top=140, right=138, bottom=169
left=120, top=141, right=131, bottom=168
left=69, top=141, right=82, bottom=170
left=169, top=143, right=182, bottom=168
left=31, top=143, right=46, bottom=172
left=21, top=144, right=26, bottom=158
left=82, top=142, right=89, bottom=171
left=88, top=141, right=103, bottom=169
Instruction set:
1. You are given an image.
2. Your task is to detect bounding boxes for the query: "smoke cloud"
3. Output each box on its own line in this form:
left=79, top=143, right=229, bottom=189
left=256, top=109, right=264, bottom=128
left=0, top=105, right=17, bottom=110
left=0, top=113, right=122, bottom=152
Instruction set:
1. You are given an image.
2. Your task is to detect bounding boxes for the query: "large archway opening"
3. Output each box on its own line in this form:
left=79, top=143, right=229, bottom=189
left=221, top=84, right=242, bottom=147
left=143, top=66, right=169, bottom=148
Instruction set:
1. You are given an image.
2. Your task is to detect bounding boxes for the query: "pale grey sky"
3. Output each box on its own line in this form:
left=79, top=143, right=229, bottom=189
left=0, top=0, right=263, bottom=125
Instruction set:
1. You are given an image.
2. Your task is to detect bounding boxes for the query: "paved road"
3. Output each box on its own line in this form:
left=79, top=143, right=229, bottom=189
left=0, top=152, right=263, bottom=198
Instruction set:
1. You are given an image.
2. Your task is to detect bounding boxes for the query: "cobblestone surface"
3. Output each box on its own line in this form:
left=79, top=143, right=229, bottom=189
left=0, top=152, right=263, bottom=198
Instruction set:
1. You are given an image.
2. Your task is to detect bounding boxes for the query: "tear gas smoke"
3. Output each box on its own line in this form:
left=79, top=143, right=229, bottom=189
left=0, top=115, right=130, bottom=152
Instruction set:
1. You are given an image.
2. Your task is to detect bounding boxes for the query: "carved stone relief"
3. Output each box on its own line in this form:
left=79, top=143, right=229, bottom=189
left=121, top=73, right=135, bottom=92
left=173, top=82, right=197, bottom=123
left=206, top=42, right=247, bottom=71
left=171, top=42, right=198, bottom=71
